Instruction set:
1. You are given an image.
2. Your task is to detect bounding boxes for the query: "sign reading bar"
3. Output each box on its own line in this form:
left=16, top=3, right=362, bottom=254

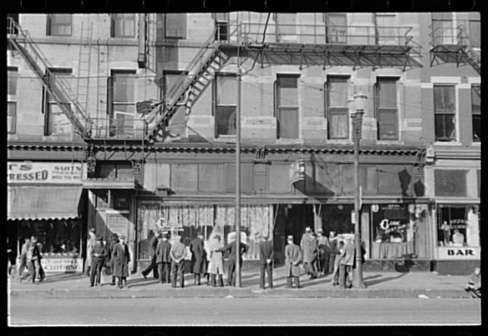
left=438, top=247, right=480, bottom=260
left=42, top=257, right=83, bottom=273
left=8, top=162, right=85, bottom=184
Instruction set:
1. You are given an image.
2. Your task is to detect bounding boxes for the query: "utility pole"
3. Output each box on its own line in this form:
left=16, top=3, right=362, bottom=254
left=235, top=15, right=242, bottom=288
left=351, top=90, right=367, bottom=289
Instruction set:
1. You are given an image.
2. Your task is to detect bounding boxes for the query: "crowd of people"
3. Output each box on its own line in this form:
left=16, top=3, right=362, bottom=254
left=8, top=235, right=46, bottom=284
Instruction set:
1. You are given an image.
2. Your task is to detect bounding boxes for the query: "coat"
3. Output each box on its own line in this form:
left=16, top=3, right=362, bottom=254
left=156, top=240, right=172, bottom=264
left=259, top=240, right=274, bottom=265
left=285, top=243, right=302, bottom=277
left=112, top=242, right=130, bottom=277
left=148, top=235, right=159, bottom=258
left=207, top=238, right=225, bottom=275
left=300, top=233, right=318, bottom=262
left=339, top=241, right=355, bottom=266
left=217, top=241, right=248, bottom=262
left=86, top=232, right=96, bottom=266
left=190, top=237, right=207, bottom=274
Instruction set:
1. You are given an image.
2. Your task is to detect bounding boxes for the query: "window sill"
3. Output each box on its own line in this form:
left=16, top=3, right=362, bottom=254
left=434, top=142, right=463, bottom=146
left=276, top=139, right=304, bottom=145
left=326, top=139, right=354, bottom=145
left=377, top=140, right=404, bottom=146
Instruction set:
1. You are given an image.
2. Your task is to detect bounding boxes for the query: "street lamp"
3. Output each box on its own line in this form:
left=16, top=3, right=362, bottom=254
left=351, top=90, right=367, bottom=289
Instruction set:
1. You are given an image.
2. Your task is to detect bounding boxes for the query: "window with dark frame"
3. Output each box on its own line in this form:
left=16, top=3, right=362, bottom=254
left=214, top=74, right=237, bottom=137
left=323, top=13, right=347, bottom=44
left=275, top=75, right=299, bottom=139
left=47, top=14, right=72, bottom=36
left=375, top=77, right=399, bottom=141
left=107, top=70, right=137, bottom=136
left=7, top=67, right=17, bottom=134
left=468, top=19, right=480, bottom=48
left=434, top=85, right=456, bottom=142
left=432, top=12, right=455, bottom=45
left=111, top=14, right=136, bottom=38
left=472, top=85, right=481, bottom=142
left=213, top=13, right=229, bottom=41
left=44, top=68, right=73, bottom=136
left=164, top=14, right=187, bottom=39
left=325, top=76, right=349, bottom=139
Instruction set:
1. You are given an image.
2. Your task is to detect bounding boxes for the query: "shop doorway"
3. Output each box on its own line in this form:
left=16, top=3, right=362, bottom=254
left=273, top=204, right=314, bottom=265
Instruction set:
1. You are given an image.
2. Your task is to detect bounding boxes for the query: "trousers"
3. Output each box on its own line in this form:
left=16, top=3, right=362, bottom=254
left=260, top=262, right=273, bottom=289
left=171, top=260, right=185, bottom=287
left=157, top=262, right=171, bottom=284
left=286, top=276, right=300, bottom=288
left=142, top=255, right=159, bottom=279
left=339, top=264, right=352, bottom=289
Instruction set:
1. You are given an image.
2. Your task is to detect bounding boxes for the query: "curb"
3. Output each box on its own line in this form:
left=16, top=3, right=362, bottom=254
left=9, top=288, right=471, bottom=299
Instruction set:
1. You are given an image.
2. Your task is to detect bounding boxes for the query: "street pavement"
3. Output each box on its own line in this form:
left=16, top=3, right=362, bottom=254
left=7, top=265, right=474, bottom=299
left=8, top=297, right=482, bottom=326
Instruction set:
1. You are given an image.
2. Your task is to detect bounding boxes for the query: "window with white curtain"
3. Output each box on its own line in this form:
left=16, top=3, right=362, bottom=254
left=111, top=14, right=136, bottom=38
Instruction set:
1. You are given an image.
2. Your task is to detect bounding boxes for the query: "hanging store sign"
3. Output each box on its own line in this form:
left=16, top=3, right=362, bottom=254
left=7, top=162, right=84, bottom=184
left=42, top=257, right=83, bottom=273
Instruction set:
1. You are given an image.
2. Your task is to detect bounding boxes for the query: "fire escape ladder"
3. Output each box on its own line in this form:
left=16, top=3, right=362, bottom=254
left=146, top=29, right=225, bottom=142
left=7, top=19, right=94, bottom=137
left=463, top=45, right=481, bottom=75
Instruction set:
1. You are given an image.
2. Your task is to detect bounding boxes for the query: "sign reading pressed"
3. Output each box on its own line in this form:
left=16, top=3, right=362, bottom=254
left=7, top=162, right=85, bottom=184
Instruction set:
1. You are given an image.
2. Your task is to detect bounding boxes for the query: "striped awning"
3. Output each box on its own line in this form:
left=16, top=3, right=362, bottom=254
left=7, top=186, right=82, bottom=221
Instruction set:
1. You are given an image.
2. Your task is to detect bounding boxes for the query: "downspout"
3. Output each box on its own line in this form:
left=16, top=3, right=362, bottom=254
left=137, top=13, right=147, bottom=68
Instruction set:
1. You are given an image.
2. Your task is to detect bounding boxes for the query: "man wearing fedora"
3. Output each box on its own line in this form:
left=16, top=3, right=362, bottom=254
left=142, top=229, right=162, bottom=280
left=90, top=236, right=107, bottom=287
left=156, top=233, right=172, bottom=284
left=285, top=235, right=302, bottom=289
left=259, top=234, right=274, bottom=289
left=170, top=235, right=187, bottom=288
left=112, top=234, right=130, bottom=288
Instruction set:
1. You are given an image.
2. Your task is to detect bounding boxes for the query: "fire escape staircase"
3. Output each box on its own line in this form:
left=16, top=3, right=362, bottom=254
left=7, top=19, right=94, bottom=137
left=463, top=45, right=481, bottom=75
left=145, top=30, right=228, bottom=143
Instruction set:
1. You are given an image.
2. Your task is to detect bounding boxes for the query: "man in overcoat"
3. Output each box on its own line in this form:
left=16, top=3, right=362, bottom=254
left=217, top=236, right=248, bottom=287
left=156, top=233, right=172, bottom=284
left=316, top=230, right=330, bottom=275
left=339, top=237, right=355, bottom=289
left=90, top=236, right=107, bottom=287
left=142, top=230, right=161, bottom=280
left=106, top=234, right=118, bottom=286
left=300, top=227, right=318, bottom=279
left=285, top=235, right=302, bottom=289
left=259, top=234, right=274, bottom=289
left=85, top=228, right=96, bottom=276
left=112, top=234, right=130, bottom=288
left=328, top=231, right=339, bottom=275
left=190, top=233, right=207, bottom=286
left=170, top=235, right=187, bottom=288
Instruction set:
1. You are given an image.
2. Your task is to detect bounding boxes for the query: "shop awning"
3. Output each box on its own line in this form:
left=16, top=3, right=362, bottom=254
left=7, top=186, right=83, bottom=220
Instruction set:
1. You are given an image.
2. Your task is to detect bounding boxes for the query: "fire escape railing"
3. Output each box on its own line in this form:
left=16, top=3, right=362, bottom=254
left=7, top=17, right=94, bottom=137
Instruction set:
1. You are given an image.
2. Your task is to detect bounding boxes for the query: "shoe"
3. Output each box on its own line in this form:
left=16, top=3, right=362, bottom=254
left=90, top=284, right=94, bottom=287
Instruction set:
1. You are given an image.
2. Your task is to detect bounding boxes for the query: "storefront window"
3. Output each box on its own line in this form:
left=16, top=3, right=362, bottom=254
left=437, top=205, right=480, bottom=247
left=321, top=204, right=354, bottom=235
left=370, top=204, right=416, bottom=259
left=18, top=220, right=81, bottom=255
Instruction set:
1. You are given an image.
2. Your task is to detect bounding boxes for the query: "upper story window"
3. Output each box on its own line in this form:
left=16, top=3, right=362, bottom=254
left=43, top=68, right=73, bottom=135
left=274, top=13, right=296, bottom=40
left=434, top=84, right=457, bottom=142
left=214, top=74, right=237, bottom=137
left=375, top=77, right=399, bottom=141
left=7, top=67, right=18, bottom=134
left=107, top=70, right=137, bottom=136
left=471, top=85, right=481, bottom=142
left=111, top=14, right=136, bottom=38
left=275, top=75, right=299, bottom=139
left=212, top=13, right=228, bottom=41
left=46, top=14, right=72, bottom=36
left=374, top=13, right=397, bottom=45
left=432, top=12, right=455, bottom=45
left=468, top=19, right=480, bottom=48
left=323, top=13, right=347, bottom=44
left=165, top=14, right=187, bottom=39
left=325, top=76, right=350, bottom=139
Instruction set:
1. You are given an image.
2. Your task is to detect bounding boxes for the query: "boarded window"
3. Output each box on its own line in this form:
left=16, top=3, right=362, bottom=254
left=215, top=74, right=237, bottom=137
left=47, top=14, right=72, bottom=36
left=198, top=164, right=225, bottom=193
left=111, top=14, right=136, bottom=38
left=376, top=78, right=399, bottom=140
left=434, top=170, right=467, bottom=197
left=434, top=85, right=456, bottom=142
left=325, top=76, right=349, bottom=139
left=276, top=75, right=299, bottom=139
left=172, top=164, right=198, bottom=192
left=165, top=14, right=187, bottom=39
left=472, top=85, right=481, bottom=142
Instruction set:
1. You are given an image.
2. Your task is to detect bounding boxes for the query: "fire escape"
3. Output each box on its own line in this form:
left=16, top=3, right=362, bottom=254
left=430, top=20, right=481, bottom=74
left=144, top=28, right=228, bottom=143
left=7, top=18, right=94, bottom=138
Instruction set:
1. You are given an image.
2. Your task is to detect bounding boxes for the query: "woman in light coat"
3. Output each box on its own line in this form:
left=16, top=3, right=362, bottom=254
left=207, top=235, right=225, bottom=287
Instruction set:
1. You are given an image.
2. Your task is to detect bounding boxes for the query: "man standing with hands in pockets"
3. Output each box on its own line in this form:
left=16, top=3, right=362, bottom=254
left=259, top=234, right=274, bottom=289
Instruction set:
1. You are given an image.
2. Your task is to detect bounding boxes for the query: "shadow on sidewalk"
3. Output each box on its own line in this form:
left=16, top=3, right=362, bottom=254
left=363, top=272, right=408, bottom=287
left=40, top=273, right=86, bottom=283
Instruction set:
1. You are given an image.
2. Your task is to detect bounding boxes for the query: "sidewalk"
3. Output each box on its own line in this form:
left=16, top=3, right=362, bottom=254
left=8, top=266, right=472, bottom=299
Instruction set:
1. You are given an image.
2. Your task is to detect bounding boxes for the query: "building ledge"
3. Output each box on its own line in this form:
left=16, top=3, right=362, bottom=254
left=83, top=177, right=136, bottom=189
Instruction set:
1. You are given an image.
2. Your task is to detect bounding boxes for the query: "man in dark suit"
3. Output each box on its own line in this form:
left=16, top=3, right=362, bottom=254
left=259, top=235, right=274, bottom=289
left=142, top=230, right=161, bottom=280
left=156, top=233, right=172, bottom=284
left=217, top=236, right=248, bottom=287
left=90, top=236, right=107, bottom=287
left=170, top=235, right=187, bottom=288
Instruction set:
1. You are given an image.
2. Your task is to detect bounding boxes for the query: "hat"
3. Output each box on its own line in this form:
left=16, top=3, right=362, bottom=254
left=89, top=228, right=96, bottom=233
left=317, top=229, right=323, bottom=233
left=287, top=235, right=294, bottom=240
left=119, top=235, right=126, bottom=240
left=305, top=227, right=311, bottom=232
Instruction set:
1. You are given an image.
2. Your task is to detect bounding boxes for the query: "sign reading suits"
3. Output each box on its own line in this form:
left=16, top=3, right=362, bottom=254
left=7, top=162, right=85, bottom=184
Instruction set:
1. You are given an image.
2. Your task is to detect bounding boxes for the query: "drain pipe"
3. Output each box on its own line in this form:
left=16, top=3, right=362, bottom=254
left=137, top=13, right=146, bottom=68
